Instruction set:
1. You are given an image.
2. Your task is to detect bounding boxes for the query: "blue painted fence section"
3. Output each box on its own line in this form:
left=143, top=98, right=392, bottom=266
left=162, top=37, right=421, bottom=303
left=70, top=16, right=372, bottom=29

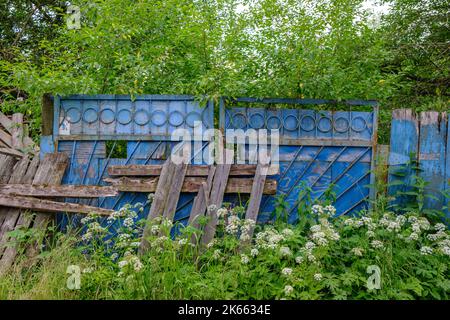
left=388, top=109, right=449, bottom=218
left=220, top=98, right=378, bottom=222
left=43, top=95, right=378, bottom=230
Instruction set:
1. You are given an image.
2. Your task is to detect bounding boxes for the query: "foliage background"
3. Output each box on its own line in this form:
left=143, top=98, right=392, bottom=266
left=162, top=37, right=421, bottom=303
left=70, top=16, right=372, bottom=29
left=0, top=0, right=448, bottom=143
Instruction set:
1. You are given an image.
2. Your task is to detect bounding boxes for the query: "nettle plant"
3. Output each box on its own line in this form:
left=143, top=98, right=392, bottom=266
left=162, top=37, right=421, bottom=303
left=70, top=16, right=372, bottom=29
left=73, top=196, right=449, bottom=300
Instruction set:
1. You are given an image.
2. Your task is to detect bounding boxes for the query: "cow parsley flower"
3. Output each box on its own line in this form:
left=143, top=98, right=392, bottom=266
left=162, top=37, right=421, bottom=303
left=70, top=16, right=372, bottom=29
left=118, top=260, right=128, bottom=268
left=284, top=285, right=294, bottom=295
left=212, top=249, right=221, bottom=260
left=250, top=248, right=259, bottom=257
left=282, top=268, right=293, bottom=276
left=434, top=223, right=446, bottom=232
left=295, top=256, right=304, bottom=264
left=311, top=204, right=323, bottom=215
left=279, top=246, right=292, bottom=257
left=420, top=246, right=433, bottom=255
left=351, top=247, right=364, bottom=257
left=217, top=208, right=228, bottom=218
left=314, top=273, right=323, bottom=281
left=324, top=205, right=336, bottom=216
left=240, top=254, right=250, bottom=264
left=123, top=217, right=134, bottom=228
left=370, top=240, right=384, bottom=249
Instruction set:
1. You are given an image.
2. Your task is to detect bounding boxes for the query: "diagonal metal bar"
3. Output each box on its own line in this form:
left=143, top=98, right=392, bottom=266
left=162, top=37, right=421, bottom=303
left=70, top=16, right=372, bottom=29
left=316, top=147, right=371, bottom=201
left=287, top=147, right=348, bottom=216
left=334, top=171, right=370, bottom=201
left=278, top=146, right=324, bottom=199
left=340, top=195, right=369, bottom=216
left=260, top=146, right=304, bottom=212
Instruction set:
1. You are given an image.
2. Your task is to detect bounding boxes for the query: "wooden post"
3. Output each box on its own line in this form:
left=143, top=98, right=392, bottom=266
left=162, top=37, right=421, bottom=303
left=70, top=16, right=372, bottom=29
left=41, top=94, right=54, bottom=136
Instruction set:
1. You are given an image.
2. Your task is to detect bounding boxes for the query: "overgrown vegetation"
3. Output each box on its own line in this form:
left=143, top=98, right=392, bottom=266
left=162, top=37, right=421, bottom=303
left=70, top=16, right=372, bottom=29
left=0, top=173, right=449, bottom=300
left=1, top=0, right=448, bottom=143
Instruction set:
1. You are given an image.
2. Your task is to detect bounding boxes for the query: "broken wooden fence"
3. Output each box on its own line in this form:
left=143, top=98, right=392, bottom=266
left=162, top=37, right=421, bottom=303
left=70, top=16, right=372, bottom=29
left=388, top=109, right=449, bottom=218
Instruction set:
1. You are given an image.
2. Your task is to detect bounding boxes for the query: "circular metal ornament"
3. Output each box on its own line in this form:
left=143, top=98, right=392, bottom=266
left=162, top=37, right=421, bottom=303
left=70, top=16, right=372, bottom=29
left=186, top=112, right=202, bottom=128
left=317, top=116, right=332, bottom=133
left=150, top=110, right=167, bottom=127
left=283, top=114, right=299, bottom=131
left=266, top=115, right=282, bottom=130
left=299, top=115, right=316, bottom=132
left=351, top=116, right=367, bottom=132
left=333, top=116, right=350, bottom=133
left=134, top=109, right=150, bottom=126
left=168, top=111, right=185, bottom=127
left=249, top=113, right=265, bottom=129
left=117, top=109, right=133, bottom=125
left=65, top=107, right=82, bottom=124
left=231, top=112, right=247, bottom=129
left=99, top=108, right=115, bottom=124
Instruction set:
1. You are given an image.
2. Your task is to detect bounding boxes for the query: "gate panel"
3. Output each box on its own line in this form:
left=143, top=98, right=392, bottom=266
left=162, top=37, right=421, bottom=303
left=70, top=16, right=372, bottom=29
left=220, top=98, right=377, bottom=221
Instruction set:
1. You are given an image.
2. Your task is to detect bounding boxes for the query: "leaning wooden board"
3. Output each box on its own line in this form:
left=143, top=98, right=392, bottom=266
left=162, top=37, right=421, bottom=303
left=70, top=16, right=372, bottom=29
left=0, top=184, right=118, bottom=198
left=0, top=155, right=39, bottom=274
left=24, top=153, right=69, bottom=258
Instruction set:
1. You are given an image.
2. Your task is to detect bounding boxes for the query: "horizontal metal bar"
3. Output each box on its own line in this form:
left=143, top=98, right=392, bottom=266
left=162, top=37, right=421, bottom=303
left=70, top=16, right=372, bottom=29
left=223, top=97, right=379, bottom=107
left=56, top=135, right=372, bottom=146
left=279, top=138, right=373, bottom=147
left=59, top=94, right=202, bottom=101
left=57, top=135, right=212, bottom=141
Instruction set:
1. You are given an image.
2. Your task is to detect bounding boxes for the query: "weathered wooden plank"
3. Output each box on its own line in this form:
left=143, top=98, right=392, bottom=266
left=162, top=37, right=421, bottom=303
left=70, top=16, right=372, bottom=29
left=418, top=111, right=446, bottom=211
left=0, top=154, right=17, bottom=183
left=242, top=159, right=270, bottom=246
left=11, top=113, right=24, bottom=150
left=0, top=195, right=114, bottom=216
left=0, top=157, right=30, bottom=228
left=0, top=147, right=24, bottom=158
left=0, top=155, right=39, bottom=274
left=162, top=162, right=188, bottom=221
left=188, top=166, right=216, bottom=244
left=139, top=159, right=173, bottom=254
left=388, top=109, right=419, bottom=208
left=0, top=184, right=118, bottom=198
left=0, top=111, right=34, bottom=147
left=104, top=176, right=277, bottom=194
left=107, top=164, right=278, bottom=177
left=25, top=152, right=69, bottom=258
left=201, top=160, right=232, bottom=247
left=0, top=129, right=12, bottom=147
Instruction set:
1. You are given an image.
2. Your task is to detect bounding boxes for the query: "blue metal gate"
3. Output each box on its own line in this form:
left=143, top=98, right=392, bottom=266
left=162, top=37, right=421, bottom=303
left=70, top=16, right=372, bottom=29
left=42, top=95, right=377, bottom=228
left=220, top=97, right=378, bottom=223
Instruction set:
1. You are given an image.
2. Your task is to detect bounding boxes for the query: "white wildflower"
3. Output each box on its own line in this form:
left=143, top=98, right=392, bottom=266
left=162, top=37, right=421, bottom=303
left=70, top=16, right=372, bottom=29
left=250, top=248, right=259, bottom=257
left=118, top=260, right=128, bottom=268
left=178, top=238, right=188, bottom=246
left=351, top=247, right=364, bottom=257
left=241, top=254, right=250, bottom=264
left=284, top=285, right=294, bottom=295
left=281, top=268, right=293, bottom=276
left=366, top=231, right=375, bottom=238
left=324, top=205, right=336, bottom=216
left=370, top=240, right=384, bottom=249
left=217, top=208, right=228, bottom=218
left=314, top=273, right=323, bottom=281
left=212, top=249, right=221, bottom=260
left=295, top=256, right=304, bottom=264
left=311, top=204, right=324, bottom=215
left=123, top=217, right=134, bottom=228
left=279, top=246, right=292, bottom=257
left=420, top=246, right=433, bottom=255
left=434, top=223, right=446, bottom=232
left=282, top=228, right=294, bottom=237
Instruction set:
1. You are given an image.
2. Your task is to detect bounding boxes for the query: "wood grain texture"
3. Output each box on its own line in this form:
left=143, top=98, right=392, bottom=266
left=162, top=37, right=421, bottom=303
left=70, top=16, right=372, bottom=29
left=104, top=176, right=277, bottom=194
left=0, top=195, right=114, bottom=216
left=107, top=164, right=277, bottom=177
left=0, top=129, right=12, bottom=147
left=188, top=166, right=216, bottom=244
left=0, top=147, right=24, bottom=158
left=11, top=113, right=23, bottom=150
left=162, top=162, right=188, bottom=221
left=388, top=109, right=419, bottom=207
left=418, top=111, right=446, bottom=210
left=242, top=160, right=270, bottom=246
left=25, top=152, right=69, bottom=258
left=200, top=162, right=232, bottom=247
left=0, top=155, right=40, bottom=274
left=139, top=159, right=173, bottom=254
left=0, top=184, right=118, bottom=198
left=0, top=111, right=34, bottom=147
